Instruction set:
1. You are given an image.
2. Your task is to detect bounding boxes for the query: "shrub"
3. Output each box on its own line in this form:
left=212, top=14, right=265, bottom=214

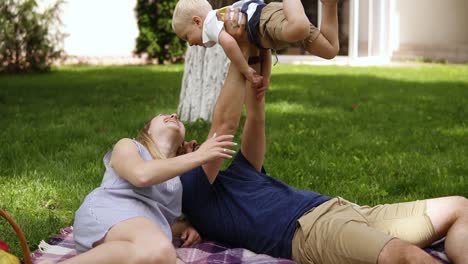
left=0, top=0, right=64, bottom=73
left=135, top=0, right=186, bottom=64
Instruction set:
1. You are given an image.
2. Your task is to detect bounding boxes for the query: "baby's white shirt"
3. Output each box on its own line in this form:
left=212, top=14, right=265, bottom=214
left=202, top=10, right=224, bottom=47
left=202, top=0, right=264, bottom=48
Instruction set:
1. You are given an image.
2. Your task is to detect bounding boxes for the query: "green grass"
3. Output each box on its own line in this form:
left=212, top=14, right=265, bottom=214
left=1, top=64, right=467, bottom=257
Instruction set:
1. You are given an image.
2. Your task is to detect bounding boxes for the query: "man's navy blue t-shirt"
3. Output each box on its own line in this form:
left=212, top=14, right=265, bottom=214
left=180, top=151, right=331, bottom=258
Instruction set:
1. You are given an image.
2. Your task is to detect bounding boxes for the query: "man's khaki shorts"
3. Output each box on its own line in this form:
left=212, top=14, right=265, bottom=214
left=291, top=197, right=437, bottom=264
left=258, top=2, right=320, bottom=50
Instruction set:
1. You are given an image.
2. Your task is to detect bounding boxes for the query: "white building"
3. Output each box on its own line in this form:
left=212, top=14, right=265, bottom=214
left=347, top=0, right=468, bottom=64
left=40, top=0, right=140, bottom=64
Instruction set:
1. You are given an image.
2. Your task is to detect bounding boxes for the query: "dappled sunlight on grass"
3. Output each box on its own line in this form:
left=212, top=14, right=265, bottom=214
left=272, top=64, right=468, bottom=84
left=55, top=64, right=185, bottom=73
left=147, top=64, right=185, bottom=72
left=437, top=125, right=468, bottom=136
left=269, top=81, right=313, bottom=91
left=0, top=173, right=84, bottom=251
left=1, top=64, right=467, bottom=256
left=267, top=101, right=343, bottom=117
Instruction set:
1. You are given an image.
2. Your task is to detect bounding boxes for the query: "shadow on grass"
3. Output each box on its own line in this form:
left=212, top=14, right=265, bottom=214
left=1, top=69, right=467, bottom=188
left=0, top=204, right=67, bottom=257
left=268, top=73, right=467, bottom=122
left=0, top=66, right=467, bottom=255
left=0, top=66, right=183, bottom=109
left=263, top=73, right=467, bottom=201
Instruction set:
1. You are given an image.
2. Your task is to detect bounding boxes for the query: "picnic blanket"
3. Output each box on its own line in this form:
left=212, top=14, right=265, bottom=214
left=31, top=227, right=450, bottom=264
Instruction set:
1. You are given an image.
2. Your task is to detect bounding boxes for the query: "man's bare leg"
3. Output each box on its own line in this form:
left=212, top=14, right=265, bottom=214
left=378, top=239, right=440, bottom=264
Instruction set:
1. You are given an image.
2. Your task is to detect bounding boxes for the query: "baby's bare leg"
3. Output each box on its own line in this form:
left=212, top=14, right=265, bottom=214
left=305, top=0, right=339, bottom=59
left=281, top=0, right=310, bottom=42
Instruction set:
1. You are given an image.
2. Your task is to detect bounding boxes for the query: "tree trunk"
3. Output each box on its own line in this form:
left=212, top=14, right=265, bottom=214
left=177, top=0, right=235, bottom=123
left=177, top=45, right=230, bottom=122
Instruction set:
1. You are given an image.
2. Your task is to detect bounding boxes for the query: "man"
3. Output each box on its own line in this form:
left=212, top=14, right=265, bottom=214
left=181, top=8, right=468, bottom=264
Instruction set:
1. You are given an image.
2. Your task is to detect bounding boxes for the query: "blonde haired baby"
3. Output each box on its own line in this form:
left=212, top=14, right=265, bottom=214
left=173, top=0, right=339, bottom=93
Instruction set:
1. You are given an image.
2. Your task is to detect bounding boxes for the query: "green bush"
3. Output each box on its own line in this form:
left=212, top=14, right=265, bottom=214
left=134, top=0, right=241, bottom=64
left=135, top=0, right=186, bottom=64
left=0, top=0, right=64, bottom=73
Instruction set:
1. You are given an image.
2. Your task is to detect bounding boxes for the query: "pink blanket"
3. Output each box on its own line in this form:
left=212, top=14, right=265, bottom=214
left=31, top=227, right=450, bottom=264
left=31, top=227, right=295, bottom=264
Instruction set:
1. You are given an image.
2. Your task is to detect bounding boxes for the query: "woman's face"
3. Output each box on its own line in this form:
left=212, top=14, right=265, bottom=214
left=148, top=113, right=186, bottom=144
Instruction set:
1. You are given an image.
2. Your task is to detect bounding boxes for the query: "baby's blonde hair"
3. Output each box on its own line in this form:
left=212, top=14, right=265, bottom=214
left=172, top=0, right=213, bottom=36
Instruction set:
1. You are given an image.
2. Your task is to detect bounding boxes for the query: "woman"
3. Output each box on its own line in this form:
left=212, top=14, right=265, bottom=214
left=38, top=113, right=237, bottom=264
left=67, top=114, right=236, bottom=264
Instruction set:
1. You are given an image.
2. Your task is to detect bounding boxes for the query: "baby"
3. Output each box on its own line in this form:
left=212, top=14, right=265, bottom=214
left=172, top=0, right=339, bottom=91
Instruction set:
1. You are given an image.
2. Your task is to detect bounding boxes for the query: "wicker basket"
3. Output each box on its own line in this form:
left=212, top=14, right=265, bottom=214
left=0, top=208, right=32, bottom=264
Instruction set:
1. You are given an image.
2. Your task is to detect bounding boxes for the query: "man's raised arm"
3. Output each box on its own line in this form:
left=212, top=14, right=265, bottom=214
left=202, top=9, right=261, bottom=183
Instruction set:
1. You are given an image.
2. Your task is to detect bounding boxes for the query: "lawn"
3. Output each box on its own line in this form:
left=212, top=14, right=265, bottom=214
left=1, top=64, right=467, bottom=257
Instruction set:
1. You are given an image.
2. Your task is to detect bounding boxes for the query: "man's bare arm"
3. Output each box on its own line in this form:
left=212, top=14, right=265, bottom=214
left=240, top=52, right=266, bottom=172
left=202, top=9, right=262, bottom=182
left=202, top=62, right=247, bottom=183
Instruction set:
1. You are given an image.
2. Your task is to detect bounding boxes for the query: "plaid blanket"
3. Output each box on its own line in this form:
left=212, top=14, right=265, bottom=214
left=31, top=227, right=450, bottom=264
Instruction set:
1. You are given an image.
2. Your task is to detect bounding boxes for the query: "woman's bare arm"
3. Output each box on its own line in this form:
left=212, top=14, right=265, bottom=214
left=110, top=136, right=236, bottom=187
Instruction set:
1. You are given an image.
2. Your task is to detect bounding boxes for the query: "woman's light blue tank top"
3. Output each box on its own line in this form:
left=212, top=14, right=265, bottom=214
left=73, top=139, right=182, bottom=252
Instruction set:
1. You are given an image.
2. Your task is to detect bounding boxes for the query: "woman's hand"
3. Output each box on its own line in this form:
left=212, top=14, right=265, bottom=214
left=195, top=134, right=237, bottom=164
left=180, top=226, right=202, bottom=247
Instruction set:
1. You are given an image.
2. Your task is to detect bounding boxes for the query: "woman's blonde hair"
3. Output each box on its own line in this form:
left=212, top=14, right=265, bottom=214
left=136, top=119, right=166, bottom=160
left=136, top=117, right=186, bottom=159
left=172, top=0, right=212, bottom=35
